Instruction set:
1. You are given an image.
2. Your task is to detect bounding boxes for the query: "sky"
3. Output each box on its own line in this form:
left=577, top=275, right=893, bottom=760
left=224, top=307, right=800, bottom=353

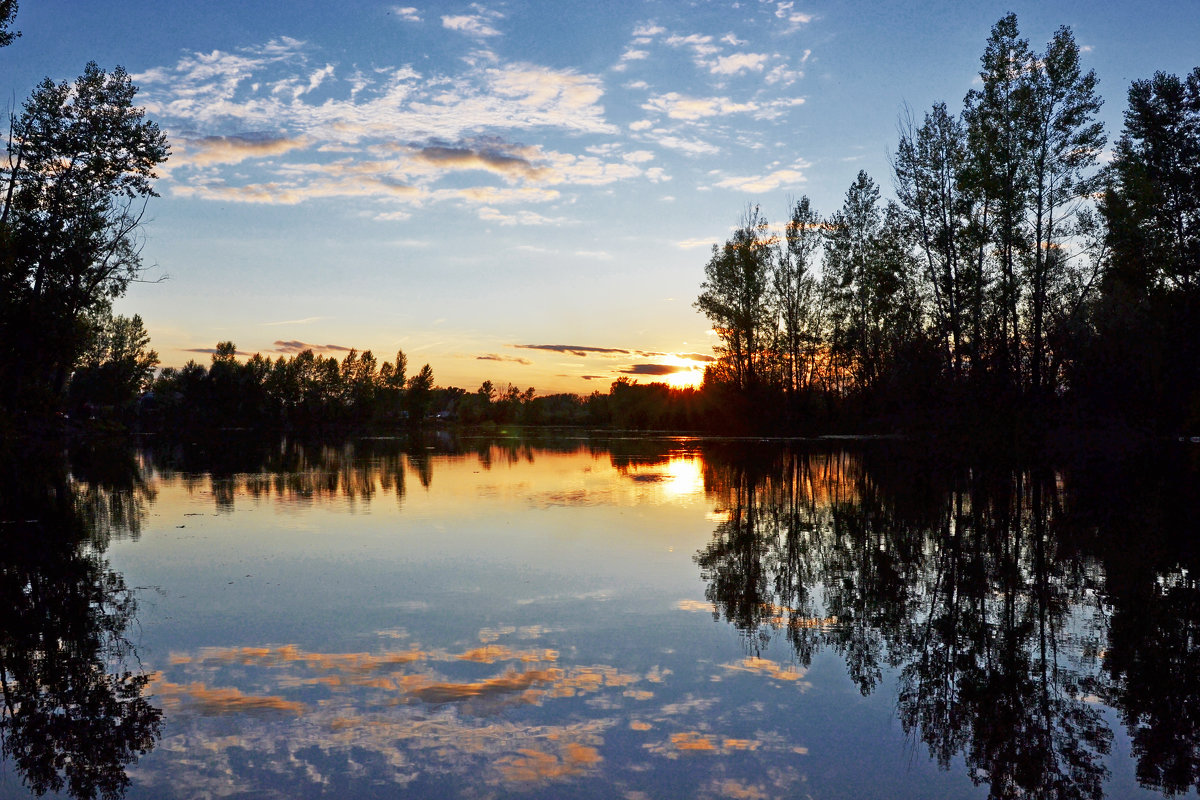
left=5, top=0, right=1199, bottom=393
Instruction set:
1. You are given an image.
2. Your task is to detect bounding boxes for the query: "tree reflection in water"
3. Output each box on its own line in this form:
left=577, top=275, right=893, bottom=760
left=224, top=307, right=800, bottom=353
left=0, top=441, right=161, bottom=800
left=696, top=442, right=1200, bottom=800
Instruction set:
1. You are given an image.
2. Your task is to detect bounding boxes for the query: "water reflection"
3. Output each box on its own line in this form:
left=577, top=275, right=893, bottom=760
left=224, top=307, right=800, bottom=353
left=6, top=434, right=1200, bottom=799
left=0, top=442, right=161, bottom=800
left=697, top=443, right=1199, bottom=800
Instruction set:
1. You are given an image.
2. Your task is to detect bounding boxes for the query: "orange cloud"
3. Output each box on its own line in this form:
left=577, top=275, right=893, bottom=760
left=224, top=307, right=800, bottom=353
left=495, top=741, right=602, bottom=783
left=401, top=668, right=563, bottom=703
left=152, top=677, right=305, bottom=716
left=721, top=657, right=807, bottom=682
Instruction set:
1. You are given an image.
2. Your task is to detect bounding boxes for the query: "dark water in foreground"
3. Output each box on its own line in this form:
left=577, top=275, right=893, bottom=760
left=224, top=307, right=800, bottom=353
left=2, top=432, right=1199, bottom=799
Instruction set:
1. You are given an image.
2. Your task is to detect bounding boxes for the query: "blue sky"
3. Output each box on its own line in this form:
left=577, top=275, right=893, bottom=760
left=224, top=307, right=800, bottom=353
left=6, top=1, right=1199, bottom=392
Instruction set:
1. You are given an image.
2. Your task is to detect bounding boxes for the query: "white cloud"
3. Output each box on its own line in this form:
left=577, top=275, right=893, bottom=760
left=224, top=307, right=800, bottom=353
left=664, top=33, right=720, bottom=58
left=774, top=1, right=814, bottom=28
left=632, top=23, right=665, bottom=38
left=392, top=6, right=421, bottom=22
left=714, top=161, right=810, bottom=193
left=649, top=134, right=719, bottom=157
left=442, top=6, right=504, bottom=38
left=642, top=92, right=759, bottom=120
left=477, top=206, right=572, bottom=225
left=708, top=52, right=769, bottom=75
left=628, top=120, right=654, bottom=131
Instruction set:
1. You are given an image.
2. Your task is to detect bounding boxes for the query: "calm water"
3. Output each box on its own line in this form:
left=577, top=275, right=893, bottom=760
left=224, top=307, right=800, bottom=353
left=2, top=432, right=1199, bottom=799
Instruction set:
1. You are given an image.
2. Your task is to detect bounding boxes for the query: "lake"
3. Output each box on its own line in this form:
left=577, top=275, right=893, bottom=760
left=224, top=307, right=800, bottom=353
left=2, top=432, right=1198, bottom=799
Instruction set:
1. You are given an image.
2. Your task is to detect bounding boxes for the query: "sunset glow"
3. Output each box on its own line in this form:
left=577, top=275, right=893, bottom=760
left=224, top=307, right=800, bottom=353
left=7, top=1, right=1197, bottom=394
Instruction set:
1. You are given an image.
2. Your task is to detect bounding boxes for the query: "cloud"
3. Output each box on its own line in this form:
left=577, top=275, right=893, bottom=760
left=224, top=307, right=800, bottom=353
left=631, top=23, right=665, bottom=38
left=176, top=134, right=311, bottom=166
left=514, top=344, right=631, bottom=357
left=621, top=364, right=690, bottom=376
left=442, top=6, right=504, bottom=38
left=478, top=207, right=570, bottom=225
left=708, top=52, right=769, bottom=75
left=260, top=316, right=328, bottom=326
left=180, top=347, right=254, bottom=356
left=137, top=41, right=625, bottom=211
left=273, top=340, right=354, bottom=354
left=392, top=6, right=421, bottom=22
left=649, top=134, right=720, bottom=156
left=477, top=354, right=533, bottom=364
left=714, top=161, right=810, bottom=193
left=664, top=33, right=720, bottom=58
left=642, top=92, right=759, bottom=120
left=410, top=143, right=550, bottom=181
left=174, top=175, right=422, bottom=205
left=774, top=1, right=814, bottom=28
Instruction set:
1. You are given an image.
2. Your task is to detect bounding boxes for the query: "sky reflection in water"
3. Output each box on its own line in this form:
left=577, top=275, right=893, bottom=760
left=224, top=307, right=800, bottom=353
left=7, top=435, right=1198, bottom=799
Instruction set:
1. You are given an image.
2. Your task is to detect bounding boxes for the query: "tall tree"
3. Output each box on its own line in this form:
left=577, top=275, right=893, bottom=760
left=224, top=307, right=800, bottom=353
left=1088, top=67, right=1200, bottom=427
left=962, top=13, right=1036, bottom=393
left=0, top=63, right=168, bottom=413
left=695, top=205, right=775, bottom=392
left=1024, top=25, right=1104, bottom=398
left=772, top=196, right=823, bottom=400
left=822, top=171, right=885, bottom=393
left=895, top=104, right=980, bottom=383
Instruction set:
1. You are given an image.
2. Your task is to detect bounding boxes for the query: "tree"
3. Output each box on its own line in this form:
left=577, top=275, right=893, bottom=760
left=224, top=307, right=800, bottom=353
left=695, top=205, right=775, bottom=392
left=406, top=363, right=435, bottom=420
left=0, top=62, right=168, bottom=413
left=1024, top=25, right=1104, bottom=399
left=822, top=171, right=886, bottom=393
left=895, top=104, right=980, bottom=384
left=962, top=13, right=1036, bottom=392
left=772, top=196, right=823, bottom=400
left=0, top=0, right=18, bottom=48
left=1085, top=67, right=1200, bottom=428
left=67, top=312, right=158, bottom=415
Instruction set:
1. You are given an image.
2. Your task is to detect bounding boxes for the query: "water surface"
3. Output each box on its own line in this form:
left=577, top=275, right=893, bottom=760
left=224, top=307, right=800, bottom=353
left=2, top=433, right=1198, bottom=799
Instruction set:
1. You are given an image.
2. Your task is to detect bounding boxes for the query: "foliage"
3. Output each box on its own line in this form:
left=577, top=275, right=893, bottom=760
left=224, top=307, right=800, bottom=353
left=0, top=62, right=168, bottom=414
left=67, top=311, right=158, bottom=417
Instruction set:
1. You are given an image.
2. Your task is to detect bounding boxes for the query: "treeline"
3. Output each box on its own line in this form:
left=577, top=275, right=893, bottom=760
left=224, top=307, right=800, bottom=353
left=140, top=342, right=717, bottom=431
left=694, top=14, right=1200, bottom=434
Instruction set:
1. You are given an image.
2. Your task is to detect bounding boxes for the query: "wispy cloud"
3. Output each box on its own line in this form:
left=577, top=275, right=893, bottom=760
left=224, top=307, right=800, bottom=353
left=260, top=316, right=328, bottom=327
left=442, top=6, right=504, bottom=38
left=774, top=1, right=815, bottom=30
left=514, top=344, right=631, bottom=357
left=477, top=207, right=571, bottom=225
left=714, top=160, right=810, bottom=193
left=391, top=6, right=421, bottom=22
left=477, top=354, right=533, bottom=364
left=137, top=40, right=632, bottom=210
left=273, top=340, right=354, bottom=354
left=180, top=346, right=254, bottom=356
left=174, top=134, right=311, bottom=167
left=621, top=364, right=689, bottom=376
left=642, top=92, right=759, bottom=120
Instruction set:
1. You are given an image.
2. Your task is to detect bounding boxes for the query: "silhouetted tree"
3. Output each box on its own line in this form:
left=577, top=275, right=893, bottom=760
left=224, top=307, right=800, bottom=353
left=696, top=205, right=775, bottom=393
left=0, top=62, right=168, bottom=414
